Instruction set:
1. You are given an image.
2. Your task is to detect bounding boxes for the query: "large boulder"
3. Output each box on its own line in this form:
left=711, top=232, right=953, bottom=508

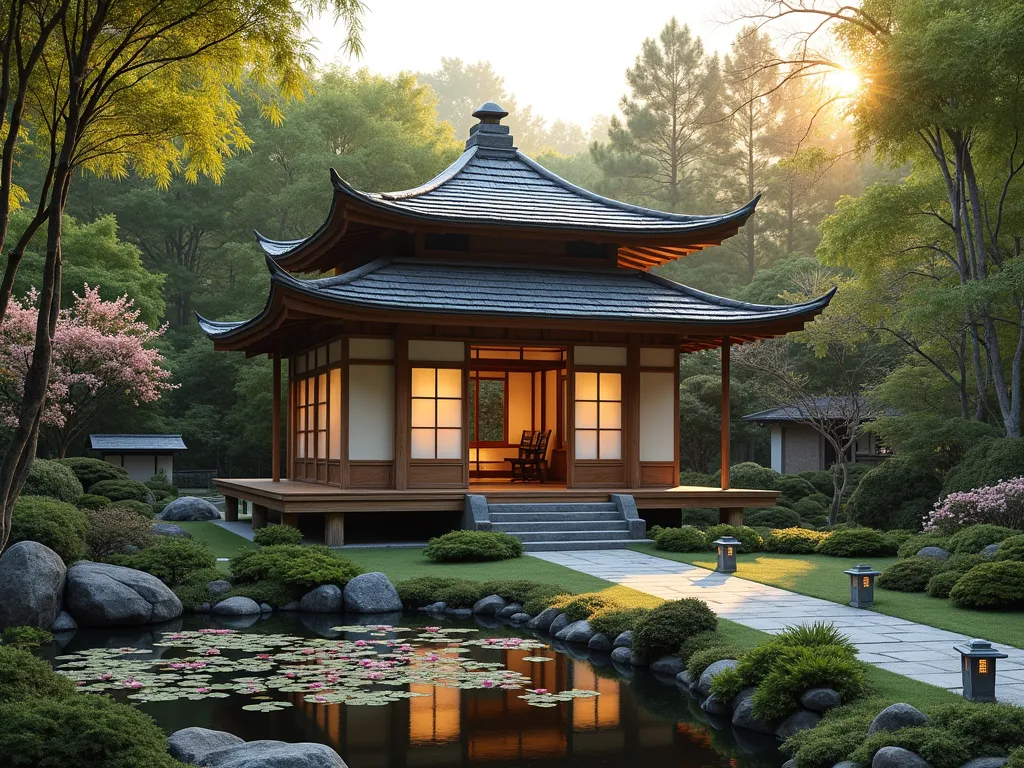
left=698, top=659, right=738, bottom=696
left=548, top=612, right=571, bottom=636
left=495, top=602, right=524, bottom=619
left=732, top=697, right=778, bottom=734
left=980, top=543, right=1001, bottom=559
left=555, top=620, right=594, bottom=645
left=801, top=687, right=843, bottom=711
left=526, top=607, right=560, bottom=631
left=168, top=728, right=347, bottom=767
left=651, top=656, right=685, bottom=677
left=208, top=580, right=233, bottom=596
left=610, top=646, right=633, bottom=665
left=776, top=709, right=822, bottom=739
left=701, top=693, right=731, bottom=715
left=212, top=597, right=262, bottom=616
left=872, top=747, right=932, bottom=768
left=613, top=630, right=633, bottom=648
left=151, top=522, right=193, bottom=538
left=158, top=496, right=221, bottom=522
left=0, top=541, right=66, bottom=630
left=473, top=595, right=506, bottom=615
left=588, top=633, right=613, bottom=652
left=343, top=572, right=402, bottom=613
left=299, top=585, right=343, bottom=613
left=916, top=547, right=950, bottom=560
left=64, top=561, right=182, bottom=627
left=868, top=703, right=929, bottom=735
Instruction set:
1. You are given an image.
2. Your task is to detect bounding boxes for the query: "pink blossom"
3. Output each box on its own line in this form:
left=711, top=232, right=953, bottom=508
left=205, top=648, right=220, bottom=656
left=924, top=477, right=1024, bottom=532
left=123, top=679, right=144, bottom=690
left=196, top=687, right=210, bottom=694
left=256, top=654, right=271, bottom=660
left=424, top=627, right=441, bottom=633
left=354, top=640, right=368, bottom=647
left=531, top=688, right=548, bottom=695
left=482, top=680, right=494, bottom=688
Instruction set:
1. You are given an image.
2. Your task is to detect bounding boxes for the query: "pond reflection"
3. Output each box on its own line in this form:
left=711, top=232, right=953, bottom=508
left=51, top=614, right=781, bottom=768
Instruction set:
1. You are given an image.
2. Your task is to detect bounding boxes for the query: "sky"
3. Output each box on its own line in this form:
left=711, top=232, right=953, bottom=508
left=308, top=0, right=759, bottom=128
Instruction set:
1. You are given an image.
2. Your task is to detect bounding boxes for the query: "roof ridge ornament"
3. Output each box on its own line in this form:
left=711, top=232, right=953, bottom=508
left=466, top=100, right=516, bottom=155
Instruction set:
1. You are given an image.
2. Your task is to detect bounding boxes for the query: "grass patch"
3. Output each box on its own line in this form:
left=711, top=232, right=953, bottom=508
left=632, top=544, right=1023, bottom=647
left=173, top=522, right=256, bottom=571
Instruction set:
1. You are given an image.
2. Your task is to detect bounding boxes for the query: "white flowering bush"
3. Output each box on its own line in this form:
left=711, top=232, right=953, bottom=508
left=924, top=477, right=1024, bottom=532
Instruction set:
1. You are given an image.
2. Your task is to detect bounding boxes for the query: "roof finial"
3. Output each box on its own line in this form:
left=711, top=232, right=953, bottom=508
left=472, top=101, right=509, bottom=124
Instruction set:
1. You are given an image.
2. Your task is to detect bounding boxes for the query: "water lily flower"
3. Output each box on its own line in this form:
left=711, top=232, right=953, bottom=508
left=314, top=695, right=327, bottom=703
left=366, top=671, right=384, bottom=680
left=482, top=680, right=494, bottom=688
left=99, top=673, right=113, bottom=681
left=425, top=653, right=440, bottom=662
left=309, top=682, right=323, bottom=689
left=196, top=687, right=210, bottom=694
left=256, top=654, right=271, bottom=660
left=354, top=640, right=368, bottom=647
left=424, top=627, right=441, bottom=633
left=205, top=648, right=220, bottom=656
left=123, top=679, right=144, bottom=690
left=531, top=688, right=548, bottom=695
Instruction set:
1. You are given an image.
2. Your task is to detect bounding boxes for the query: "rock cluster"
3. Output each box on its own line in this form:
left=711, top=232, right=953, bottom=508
left=168, top=727, right=347, bottom=767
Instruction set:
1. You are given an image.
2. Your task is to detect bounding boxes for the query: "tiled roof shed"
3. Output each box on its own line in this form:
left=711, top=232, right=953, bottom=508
left=89, top=434, right=187, bottom=453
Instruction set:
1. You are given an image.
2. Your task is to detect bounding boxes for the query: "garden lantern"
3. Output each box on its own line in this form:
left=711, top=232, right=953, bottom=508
left=954, top=639, right=1008, bottom=702
left=713, top=536, right=741, bottom=573
left=843, top=564, right=881, bottom=608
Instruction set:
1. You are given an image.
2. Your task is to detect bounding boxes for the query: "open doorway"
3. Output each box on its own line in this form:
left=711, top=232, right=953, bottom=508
left=467, top=345, right=566, bottom=483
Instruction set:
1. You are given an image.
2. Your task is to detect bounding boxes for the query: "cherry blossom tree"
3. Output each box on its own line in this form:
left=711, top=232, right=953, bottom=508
left=0, top=286, right=174, bottom=457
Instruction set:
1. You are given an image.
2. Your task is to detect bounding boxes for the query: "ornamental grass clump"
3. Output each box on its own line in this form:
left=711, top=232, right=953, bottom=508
left=423, top=530, right=523, bottom=562
left=764, top=527, right=830, bottom=554
left=686, top=645, right=743, bottom=677
left=925, top=477, right=1024, bottom=533
left=631, top=598, right=717, bottom=661
left=653, top=525, right=705, bottom=552
left=549, top=592, right=620, bottom=621
left=877, top=557, right=945, bottom=593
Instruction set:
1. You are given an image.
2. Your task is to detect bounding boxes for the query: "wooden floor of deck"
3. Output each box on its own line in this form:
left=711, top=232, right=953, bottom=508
left=214, top=477, right=777, bottom=513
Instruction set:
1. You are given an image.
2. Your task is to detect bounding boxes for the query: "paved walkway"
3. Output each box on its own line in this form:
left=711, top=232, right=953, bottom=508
left=530, top=549, right=1024, bottom=705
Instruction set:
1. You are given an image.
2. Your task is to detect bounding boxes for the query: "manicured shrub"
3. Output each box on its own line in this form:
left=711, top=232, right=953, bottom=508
left=746, top=507, right=802, bottom=529
left=435, top=580, right=491, bottom=608
left=151, top=499, right=171, bottom=517
left=947, top=524, right=1018, bottom=554
left=898, top=532, right=950, bottom=558
left=395, top=576, right=470, bottom=606
left=0, top=693, right=183, bottom=768
left=926, top=477, right=1024, bottom=532
left=704, top=524, right=763, bottom=552
left=589, top=607, right=652, bottom=639
left=1, top=626, right=53, bottom=652
left=752, top=644, right=865, bottom=719
left=677, top=630, right=723, bottom=663
left=76, top=493, right=111, bottom=511
left=113, top=537, right=216, bottom=587
left=549, top=592, right=620, bottom=621
left=792, top=497, right=827, bottom=521
left=686, top=645, right=743, bottom=677
left=882, top=529, right=915, bottom=552
left=253, top=525, right=304, bottom=546
left=85, top=507, right=155, bottom=558
left=941, top=553, right=985, bottom=574
left=229, top=544, right=363, bottom=590
left=764, top=527, right=830, bottom=554
left=144, top=474, right=177, bottom=496
left=88, top=478, right=150, bottom=503
left=816, top=527, right=889, bottom=557
left=23, top=459, right=83, bottom=504
left=520, top=584, right=571, bottom=614
left=480, top=579, right=562, bottom=606
left=995, top=534, right=1024, bottom=562
left=680, top=508, right=718, bottom=526
left=877, top=557, right=945, bottom=592
left=9, top=495, right=89, bottom=564
left=799, top=470, right=837, bottom=499
left=713, top=461, right=781, bottom=490
left=846, top=457, right=941, bottom=530
left=654, top=525, right=706, bottom=552
left=106, top=499, right=153, bottom=518
left=949, top=561, right=1024, bottom=609
left=942, top=437, right=1024, bottom=495
left=171, top=568, right=226, bottom=611
left=632, top=598, right=717, bottom=660
left=926, top=571, right=961, bottom=598
left=57, top=457, right=127, bottom=489
left=678, top=471, right=715, bottom=487
left=0, top=646, right=75, bottom=704
left=778, top=475, right=818, bottom=503
left=227, top=580, right=296, bottom=609
left=423, top=530, right=523, bottom=562
left=782, top=698, right=892, bottom=768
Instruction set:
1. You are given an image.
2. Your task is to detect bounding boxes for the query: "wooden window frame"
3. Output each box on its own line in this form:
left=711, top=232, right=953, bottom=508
left=573, top=369, right=623, bottom=461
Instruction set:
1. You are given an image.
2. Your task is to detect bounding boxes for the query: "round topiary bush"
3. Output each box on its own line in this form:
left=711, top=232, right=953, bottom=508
left=551, top=592, right=620, bottom=621
left=112, top=537, right=216, bottom=586
left=87, top=478, right=150, bottom=503
left=632, top=598, right=718, bottom=661
left=995, top=534, right=1024, bottom=562
left=713, top=462, right=781, bottom=490
left=792, top=497, right=827, bottom=522
left=926, top=570, right=962, bottom=598
left=704, top=524, right=763, bottom=553
left=229, top=544, right=364, bottom=590
left=22, top=459, right=83, bottom=504
left=898, top=532, right=950, bottom=558
left=0, top=646, right=75, bottom=704
left=942, top=437, right=1024, bottom=495
left=798, top=470, right=836, bottom=498
left=76, top=494, right=111, bottom=511
left=846, top=457, right=941, bottom=530
left=947, top=524, right=1018, bottom=554
left=877, top=556, right=945, bottom=592
left=106, top=500, right=154, bottom=518
left=253, top=525, right=304, bottom=547
left=0, top=692, right=183, bottom=767
left=746, top=507, right=802, bottom=529
left=85, top=507, right=155, bottom=558
left=424, top=530, right=523, bottom=562
left=57, top=457, right=128, bottom=489
left=778, top=475, right=818, bottom=503
left=654, top=525, right=706, bottom=552
left=949, top=561, right=1024, bottom=608
left=9, top=495, right=89, bottom=564
left=941, top=553, right=985, bottom=575
left=815, top=527, right=890, bottom=557
left=764, top=527, right=830, bottom=554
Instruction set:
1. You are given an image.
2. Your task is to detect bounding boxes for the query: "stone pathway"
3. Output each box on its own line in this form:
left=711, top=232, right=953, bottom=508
left=530, top=549, right=1024, bottom=705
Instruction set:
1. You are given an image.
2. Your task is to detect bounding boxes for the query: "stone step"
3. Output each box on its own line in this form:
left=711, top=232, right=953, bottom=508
left=523, top=539, right=636, bottom=552
left=489, top=510, right=623, bottom=523
left=486, top=502, right=617, bottom=515
left=491, top=520, right=629, bottom=533
left=511, top=530, right=632, bottom=543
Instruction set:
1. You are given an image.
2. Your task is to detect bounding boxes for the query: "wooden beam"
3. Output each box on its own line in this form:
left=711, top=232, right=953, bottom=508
left=625, top=336, right=641, bottom=488
left=252, top=504, right=268, bottom=530
left=272, top=353, right=281, bottom=482
left=325, top=513, right=345, bottom=547
left=224, top=495, right=239, bottom=522
left=394, top=327, right=410, bottom=490
left=720, top=336, right=731, bottom=490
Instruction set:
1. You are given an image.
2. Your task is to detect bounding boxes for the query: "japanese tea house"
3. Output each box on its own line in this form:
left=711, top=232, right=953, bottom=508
left=199, top=102, right=834, bottom=548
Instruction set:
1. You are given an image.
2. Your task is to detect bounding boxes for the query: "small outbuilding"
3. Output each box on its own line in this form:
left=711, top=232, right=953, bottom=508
left=88, top=434, right=187, bottom=483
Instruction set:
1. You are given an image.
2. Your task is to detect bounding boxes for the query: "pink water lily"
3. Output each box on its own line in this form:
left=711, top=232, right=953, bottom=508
left=204, top=648, right=220, bottom=656
left=196, top=687, right=210, bottom=694
left=424, top=627, right=441, bottom=633
left=123, top=679, right=144, bottom=690
left=482, top=680, right=494, bottom=688
left=309, top=682, right=323, bottom=689
left=98, top=673, right=113, bottom=681
left=531, top=688, right=548, bottom=695
left=354, top=640, right=368, bottom=647
left=256, top=654, right=271, bottom=660
left=314, top=695, right=328, bottom=703
left=366, top=671, right=384, bottom=680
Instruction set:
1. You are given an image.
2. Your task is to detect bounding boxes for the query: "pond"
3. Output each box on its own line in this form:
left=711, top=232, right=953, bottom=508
left=46, top=613, right=783, bottom=768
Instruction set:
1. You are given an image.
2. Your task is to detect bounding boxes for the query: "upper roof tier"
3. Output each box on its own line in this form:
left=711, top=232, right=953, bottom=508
left=257, top=102, right=760, bottom=273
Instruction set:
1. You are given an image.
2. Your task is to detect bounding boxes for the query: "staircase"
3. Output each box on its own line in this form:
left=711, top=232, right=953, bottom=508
left=463, top=494, right=647, bottom=552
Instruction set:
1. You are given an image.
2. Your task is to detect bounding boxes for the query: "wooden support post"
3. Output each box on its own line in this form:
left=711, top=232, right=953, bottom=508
left=281, top=511, right=298, bottom=528
left=719, top=507, right=744, bottom=527
left=625, top=336, right=641, bottom=489
left=720, top=336, right=731, bottom=490
left=272, top=352, right=281, bottom=482
left=394, top=328, right=410, bottom=490
left=252, top=504, right=268, bottom=530
left=325, top=512, right=345, bottom=548
left=224, top=495, right=239, bottom=522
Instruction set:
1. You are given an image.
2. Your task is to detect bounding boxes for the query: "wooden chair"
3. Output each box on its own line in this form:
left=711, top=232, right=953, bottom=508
left=508, top=429, right=551, bottom=482
left=507, top=430, right=538, bottom=482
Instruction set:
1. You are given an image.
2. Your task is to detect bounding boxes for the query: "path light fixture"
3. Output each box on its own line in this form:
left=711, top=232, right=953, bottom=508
left=955, top=639, right=1008, bottom=702
left=713, top=536, right=741, bottom=574
left=843, top=563, right=881, bottom=608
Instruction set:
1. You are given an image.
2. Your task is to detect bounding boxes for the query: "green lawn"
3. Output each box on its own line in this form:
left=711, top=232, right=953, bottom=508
left=174, top=521, right=256, bottom=571
left=631, top=543, right=1023, bottom=647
